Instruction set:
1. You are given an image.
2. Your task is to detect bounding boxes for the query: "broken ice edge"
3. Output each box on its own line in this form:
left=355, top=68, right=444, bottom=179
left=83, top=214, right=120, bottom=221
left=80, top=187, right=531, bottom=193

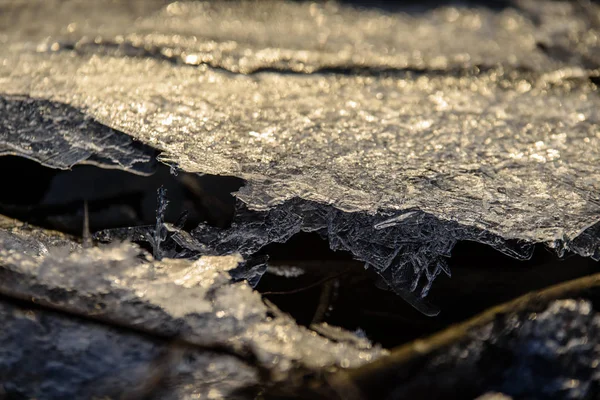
left=1, top=97, right=599, bottom=316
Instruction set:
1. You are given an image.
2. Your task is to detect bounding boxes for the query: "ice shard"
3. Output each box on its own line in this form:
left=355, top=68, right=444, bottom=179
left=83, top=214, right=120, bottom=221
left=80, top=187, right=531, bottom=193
left=1, top=0, right=600, bottom=311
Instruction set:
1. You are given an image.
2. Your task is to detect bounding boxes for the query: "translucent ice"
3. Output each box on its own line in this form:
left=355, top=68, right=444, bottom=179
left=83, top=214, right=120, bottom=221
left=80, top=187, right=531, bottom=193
left=2, top=0, right=600, bottom=312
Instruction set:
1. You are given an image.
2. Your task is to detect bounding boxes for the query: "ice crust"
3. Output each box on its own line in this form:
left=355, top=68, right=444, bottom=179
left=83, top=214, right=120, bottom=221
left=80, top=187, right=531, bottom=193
left=0, top=216, right=386, bottom=387
left=1, top=0, right=600, bottom=310
left=0, top=95, right=156, bottom=174
left=1, top=0, right=595, bottom=73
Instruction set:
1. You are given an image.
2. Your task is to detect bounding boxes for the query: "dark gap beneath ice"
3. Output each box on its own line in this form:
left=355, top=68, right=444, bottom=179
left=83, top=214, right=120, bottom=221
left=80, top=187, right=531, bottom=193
left=1, top=155, right=598, bottom=350
left=257, top=234, right=597, bottom=348
left=0, top=156, right=243, bottom=236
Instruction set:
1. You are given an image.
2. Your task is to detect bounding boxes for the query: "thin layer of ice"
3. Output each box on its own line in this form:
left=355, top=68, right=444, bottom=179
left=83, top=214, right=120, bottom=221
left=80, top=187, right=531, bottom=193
left=2, top=0, right=596, bottom=73
left=0, top=218, right=386, bottom=382
left=2, top=53, right=599, bottom=239
left=0, top=95, right=157, bottom=174
left=2, top=52, right=599, bottom=243
left=66, top=2, right=556, bottom=73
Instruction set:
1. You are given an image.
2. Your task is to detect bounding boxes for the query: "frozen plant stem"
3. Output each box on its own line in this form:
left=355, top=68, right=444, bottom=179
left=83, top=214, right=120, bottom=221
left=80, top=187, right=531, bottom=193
left=154, top=187, right=169, bottom=260
left=82, top=200, right=92, bottom=249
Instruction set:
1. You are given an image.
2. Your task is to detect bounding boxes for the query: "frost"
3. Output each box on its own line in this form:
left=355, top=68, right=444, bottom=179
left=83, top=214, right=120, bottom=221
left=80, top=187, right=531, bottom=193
left=0, top=218, right=386, bottom=383
left=3, top=0, right=600, bottom=396
left=191, top=199, right=532, bottom=316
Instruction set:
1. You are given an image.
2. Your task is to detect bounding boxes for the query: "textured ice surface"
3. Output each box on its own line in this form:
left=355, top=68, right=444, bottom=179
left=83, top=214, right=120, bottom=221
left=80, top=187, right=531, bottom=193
left=2, top=46, right=599, bottom=243
left=386, top=299, right=600, bottom=399
left=53, top=2, right=555, bottom=73
left=0, top=95, right=157, bottom=174
left=2, top=0, right=600, bottom=309
left=39, top=64, right=598, bottom=246
left=0, top=217, right=386, bottom=384
left=0, top=214, right=80, bottom=256
left=1, top=0, right=596, bottom=73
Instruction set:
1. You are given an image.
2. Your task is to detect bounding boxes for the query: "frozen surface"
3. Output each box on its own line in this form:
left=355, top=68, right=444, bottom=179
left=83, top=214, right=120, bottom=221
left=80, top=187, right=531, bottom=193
left=1, top=0, right=600, bottom=308
left=0, top=95, right=156, bottom=174
left=0, top=214, right=80, bottom=256
left=2, top=0, right=598, bottom=74
left=26, top=63, right=597, bottom=247
left=0, top=217, right=386, bottom=385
